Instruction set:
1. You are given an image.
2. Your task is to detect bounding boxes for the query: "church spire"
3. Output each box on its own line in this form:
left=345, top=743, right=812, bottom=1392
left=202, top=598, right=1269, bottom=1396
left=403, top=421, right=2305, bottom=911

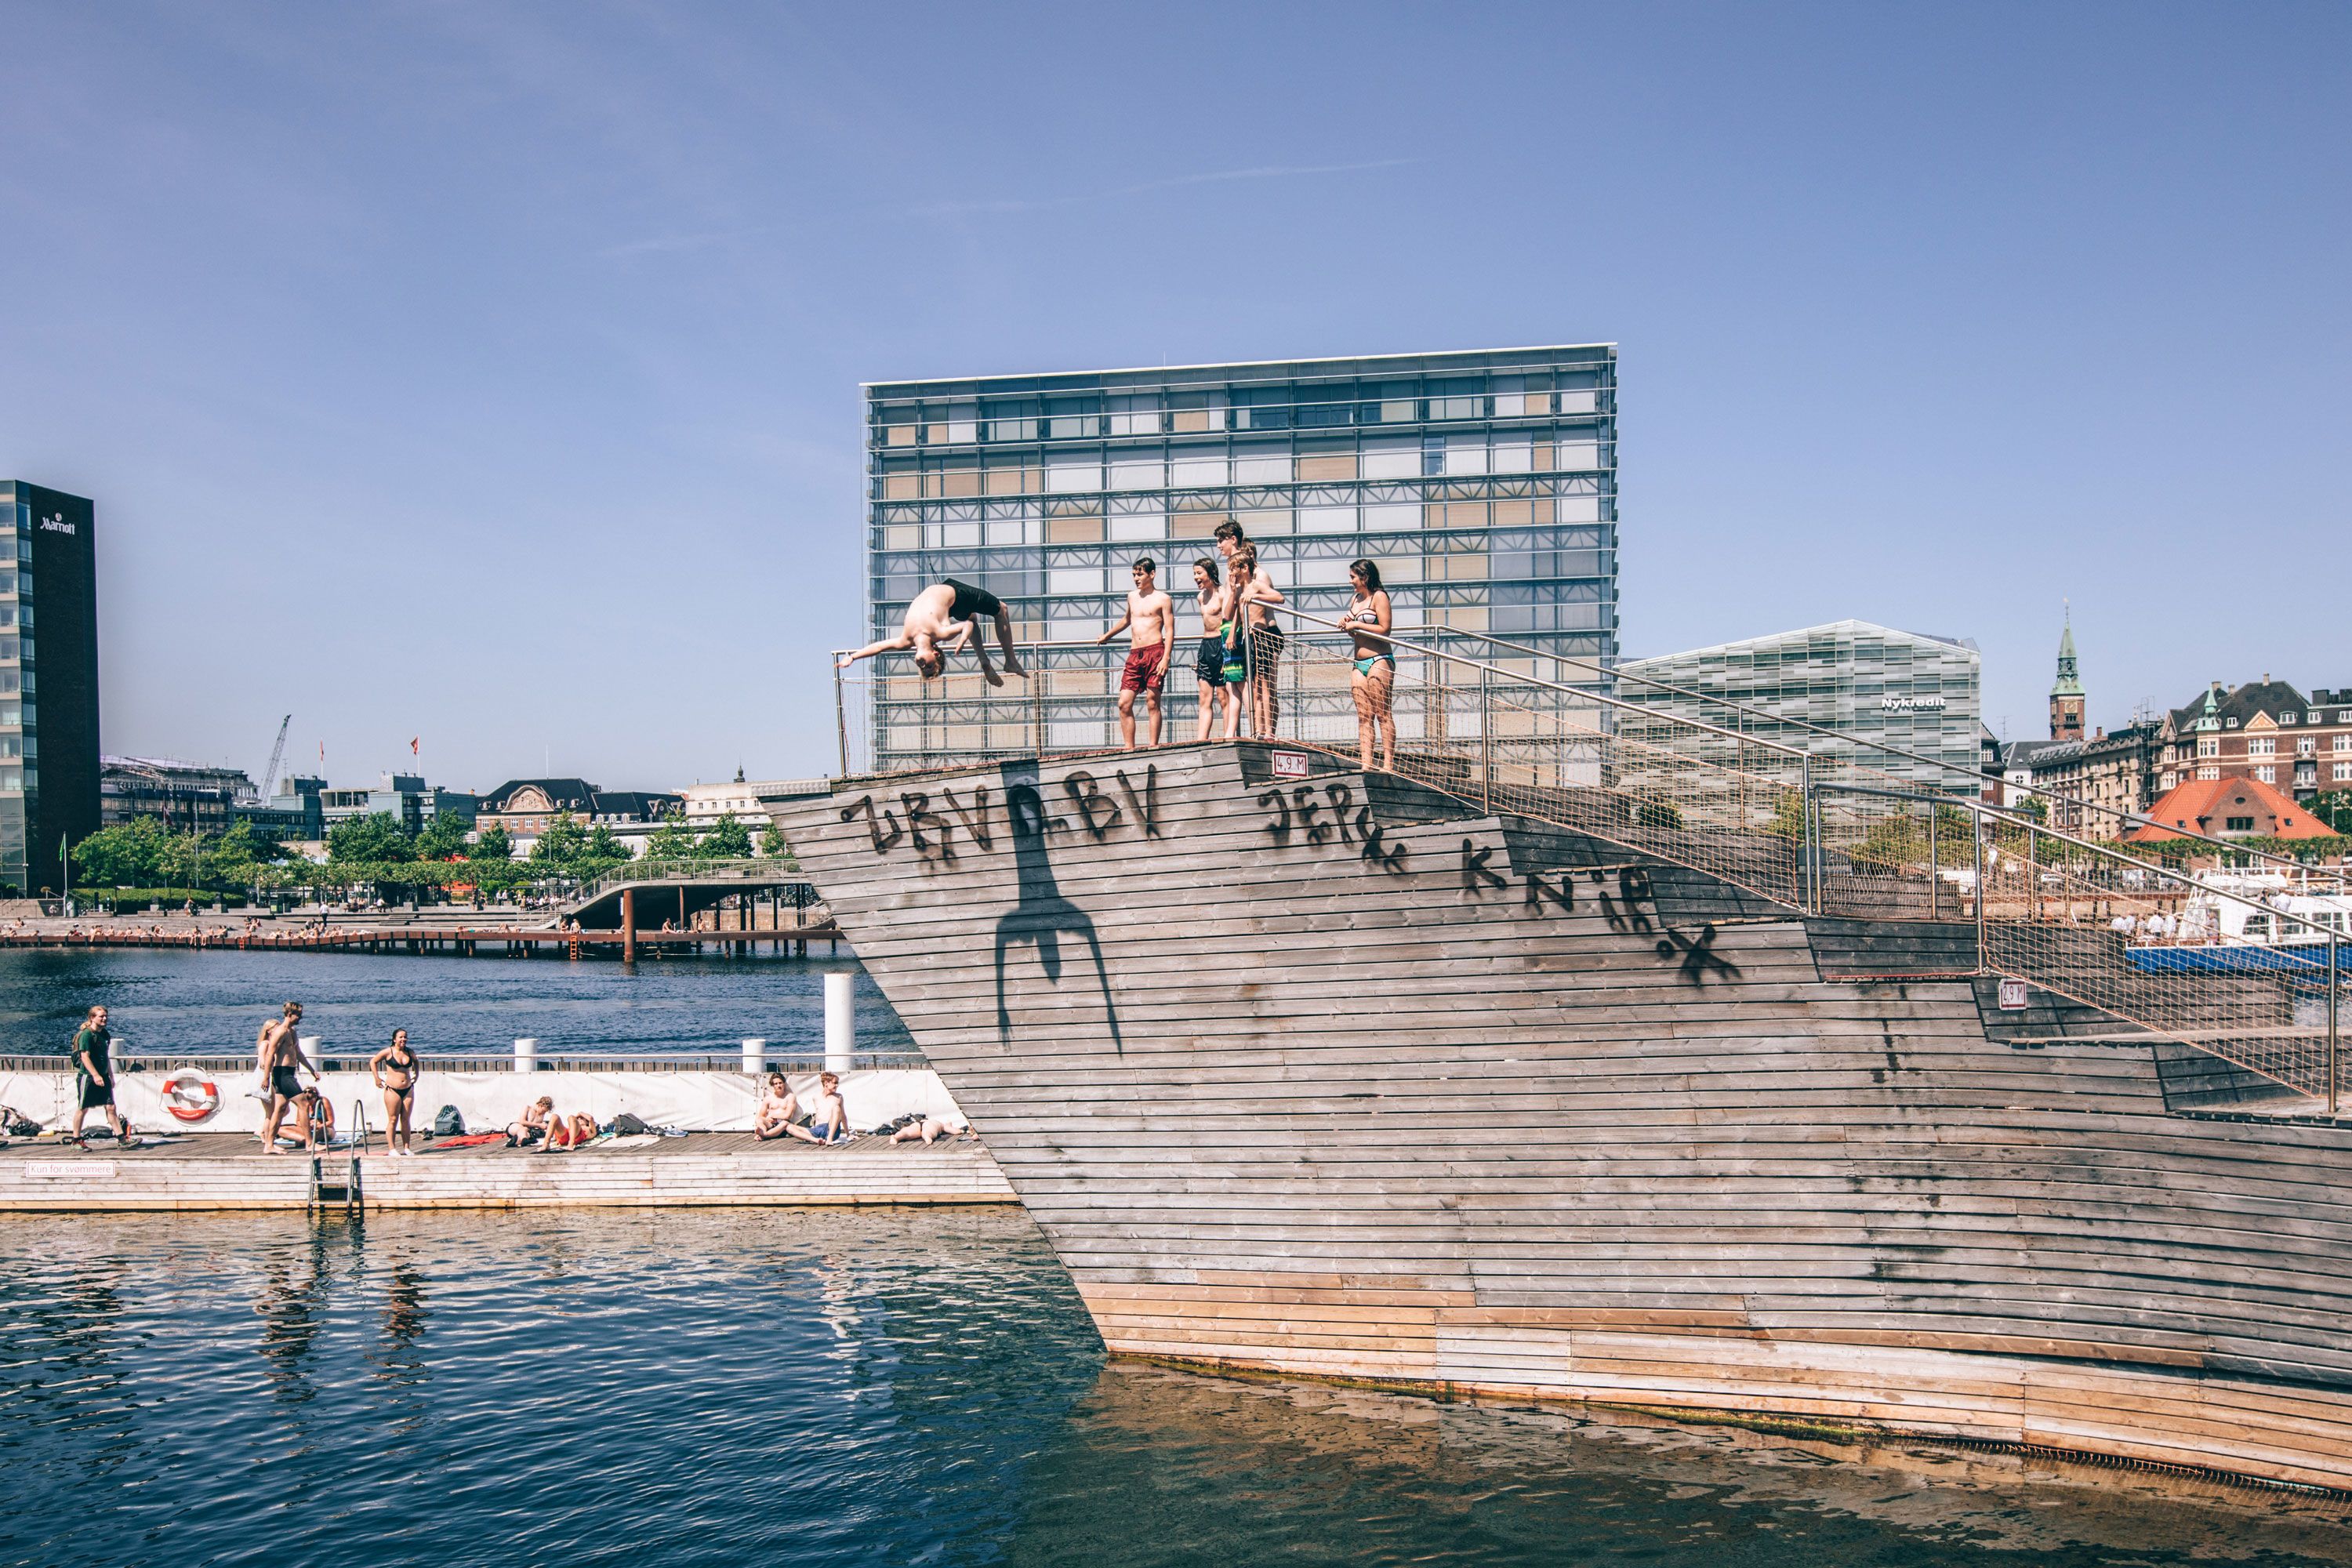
left=2051, top=601, right=2083, bottom=699
left=2048, top=601, right=2085, bottom=741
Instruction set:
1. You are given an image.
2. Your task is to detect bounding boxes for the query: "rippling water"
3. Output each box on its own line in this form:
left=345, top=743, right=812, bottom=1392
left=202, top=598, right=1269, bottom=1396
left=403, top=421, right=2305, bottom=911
left=1, top=1211, right=2342, bottom=1567
left=0, top=948, right=911, bottom=1058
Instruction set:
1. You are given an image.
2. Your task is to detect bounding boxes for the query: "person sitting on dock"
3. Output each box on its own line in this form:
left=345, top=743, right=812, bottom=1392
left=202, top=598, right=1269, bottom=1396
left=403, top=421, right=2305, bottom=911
left=802, top=1072, right=848, bottom=1145
left=836, top=579, right=1027, bottom=688
left=754, top=1073, right=801, bottom=1141
left=508, top=1096, right=554, bottom=1147
left=256, top=1002, right=318, bottom=1156
left=278, top=1085, right=332, bottom=1152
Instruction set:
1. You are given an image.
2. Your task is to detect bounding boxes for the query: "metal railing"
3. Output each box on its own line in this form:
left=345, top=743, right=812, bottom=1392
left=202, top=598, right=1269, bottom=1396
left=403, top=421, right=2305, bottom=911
left=566, top=858, right=814, bottom=904
left=822, top=611, right=2347, bottom=1110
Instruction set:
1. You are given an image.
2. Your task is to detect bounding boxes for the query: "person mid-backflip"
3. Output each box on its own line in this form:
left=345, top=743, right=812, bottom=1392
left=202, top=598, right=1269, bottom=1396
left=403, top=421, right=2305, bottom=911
left=837, top=579, right=1027, bottom=687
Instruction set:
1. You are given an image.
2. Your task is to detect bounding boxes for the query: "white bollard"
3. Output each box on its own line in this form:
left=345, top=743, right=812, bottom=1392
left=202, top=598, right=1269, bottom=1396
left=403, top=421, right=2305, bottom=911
left=742, top=1037, right=768, bottom=1076
left=823, top=972, right=854, bottom=1076
left=299, top=1034, right=324, bottom=1067
left=514, top=1036, right=539, bottom=1074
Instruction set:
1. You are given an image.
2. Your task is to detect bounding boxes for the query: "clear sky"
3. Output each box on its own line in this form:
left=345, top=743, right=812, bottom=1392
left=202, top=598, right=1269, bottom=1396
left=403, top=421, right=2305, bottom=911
left=2, top=2, right=2343, bottom=790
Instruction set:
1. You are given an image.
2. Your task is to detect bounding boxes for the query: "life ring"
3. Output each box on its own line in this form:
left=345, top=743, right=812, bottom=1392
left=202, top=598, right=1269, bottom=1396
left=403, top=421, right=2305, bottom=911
left=162, top=1069, right=220, bottom=1124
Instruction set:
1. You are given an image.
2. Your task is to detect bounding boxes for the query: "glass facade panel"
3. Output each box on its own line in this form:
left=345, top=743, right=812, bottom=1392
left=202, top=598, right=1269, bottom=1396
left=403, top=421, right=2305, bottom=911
left=863, top=347, right=1619, bottom=770
left=1618, top=620, right=1983, bottom=793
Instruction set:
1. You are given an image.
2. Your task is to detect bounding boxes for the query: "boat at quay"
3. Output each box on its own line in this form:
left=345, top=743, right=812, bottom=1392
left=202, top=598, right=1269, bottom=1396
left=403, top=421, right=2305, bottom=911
left=782, top=621, right=2352, bottom=1492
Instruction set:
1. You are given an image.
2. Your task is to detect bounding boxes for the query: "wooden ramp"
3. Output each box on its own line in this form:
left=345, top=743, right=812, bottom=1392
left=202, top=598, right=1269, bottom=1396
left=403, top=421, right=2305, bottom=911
left=0, top=1134, right=1016, bottom=1210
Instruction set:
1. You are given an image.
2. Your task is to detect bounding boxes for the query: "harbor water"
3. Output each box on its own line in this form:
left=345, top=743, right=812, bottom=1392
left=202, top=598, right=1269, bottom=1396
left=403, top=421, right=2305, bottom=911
left=2, top=952, right=2347, bottom=1563
left=0, top=947, right=912, bottom=1059
left=2, top=1208, right=2345, bottom=1567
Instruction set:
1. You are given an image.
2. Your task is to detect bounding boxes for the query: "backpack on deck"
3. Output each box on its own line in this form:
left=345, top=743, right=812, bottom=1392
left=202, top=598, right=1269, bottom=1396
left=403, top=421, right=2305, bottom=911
left=1, top=1105, right=39, bottom=1138
left=609, top=1112, right=651, bottom=1136
left=432, top=1105, right=465, bottom=1138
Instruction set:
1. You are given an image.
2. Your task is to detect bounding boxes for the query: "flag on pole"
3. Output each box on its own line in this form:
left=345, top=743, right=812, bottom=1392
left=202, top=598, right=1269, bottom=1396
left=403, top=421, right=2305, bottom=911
left=411, top=737, right=420, bottom=756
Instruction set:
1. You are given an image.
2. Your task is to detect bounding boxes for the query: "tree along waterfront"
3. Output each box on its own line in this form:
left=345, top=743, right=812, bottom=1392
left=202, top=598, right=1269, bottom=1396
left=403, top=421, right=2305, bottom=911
left=66, top=809, right=794, bottom=908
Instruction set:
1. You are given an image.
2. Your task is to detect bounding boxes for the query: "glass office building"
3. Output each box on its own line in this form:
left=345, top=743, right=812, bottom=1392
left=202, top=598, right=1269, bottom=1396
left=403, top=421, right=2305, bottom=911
left=0, top=482, right=100, bottom=894
left=1617, top=620, right=1981, bottom=793
left=862, top=347, right=1618, bottom=769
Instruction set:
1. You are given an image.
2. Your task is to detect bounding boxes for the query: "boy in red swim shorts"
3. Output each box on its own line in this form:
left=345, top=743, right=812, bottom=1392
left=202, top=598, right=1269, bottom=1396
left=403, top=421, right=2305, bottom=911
left=1098, top=557, right=1177, bottom=750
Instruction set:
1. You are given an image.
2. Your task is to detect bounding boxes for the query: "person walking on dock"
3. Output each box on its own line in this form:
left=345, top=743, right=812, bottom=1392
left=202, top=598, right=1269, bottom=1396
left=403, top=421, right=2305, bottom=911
left=837, top=580, right=1027, bottom=688
left=1098, top=557, right=1176, bottom=750
left=256, top=1002, right=317, bottom=1155
left=68, top=1005, right=131, bottom=1147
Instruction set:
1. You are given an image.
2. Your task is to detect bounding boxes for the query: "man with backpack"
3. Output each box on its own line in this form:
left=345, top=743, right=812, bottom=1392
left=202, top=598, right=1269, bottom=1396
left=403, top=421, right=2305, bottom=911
left=70, top=1005, right=134, bottom=1148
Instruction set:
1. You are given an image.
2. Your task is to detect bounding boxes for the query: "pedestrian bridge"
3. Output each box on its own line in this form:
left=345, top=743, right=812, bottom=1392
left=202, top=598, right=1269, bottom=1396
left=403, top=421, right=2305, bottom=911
left=561, top=858, right=832, bottom=937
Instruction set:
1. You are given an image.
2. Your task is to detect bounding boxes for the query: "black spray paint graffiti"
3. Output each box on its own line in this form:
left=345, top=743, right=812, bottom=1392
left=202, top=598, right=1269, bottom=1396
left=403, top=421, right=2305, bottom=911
left=1457, top=846, right=1740, bottom=985
left=1264, top=782, right=1410, bottom=872
left=993, top=760, right=1123, bottom=1054
left=840, top=767, right=1159, bottom=860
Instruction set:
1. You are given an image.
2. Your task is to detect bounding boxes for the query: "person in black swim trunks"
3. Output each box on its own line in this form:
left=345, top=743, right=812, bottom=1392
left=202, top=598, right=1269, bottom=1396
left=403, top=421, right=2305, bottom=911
left=837, top=580, right=1027, bottom=687
left=370, top=1029, right=421, bottom=1156
left=256, top=1001, right=318, bottom=1155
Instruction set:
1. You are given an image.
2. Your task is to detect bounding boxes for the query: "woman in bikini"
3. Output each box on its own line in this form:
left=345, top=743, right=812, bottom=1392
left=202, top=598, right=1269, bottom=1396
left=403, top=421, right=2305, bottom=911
left=1229, top=545, right=1287, bottom=739
left=1191, top=557, right=1233, bottom=744
left=1340, top=559, right=1396, bottom=771
left=370, top=1029, right=421, bottom=1156
left=1219, top=552, right=1254, bottom=740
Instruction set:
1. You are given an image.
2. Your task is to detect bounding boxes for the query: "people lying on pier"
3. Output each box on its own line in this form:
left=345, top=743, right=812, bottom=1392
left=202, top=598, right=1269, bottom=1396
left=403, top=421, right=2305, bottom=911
left=754, top=1073, right=801, bottom=1140
left=836, top=579, right=1027, bottom=688
left=1191, top=557, right=1234, bottom=743
left=508, top=1096, right=554, bottom=1147
left=372, top=1029, right=421, bottom=1156
left=1097, top=557, right=1176, bottom=749
left=546, top=1111, right=598, bottom=1151
left=890, top=1115, right=963, bottom=1146
left=256, top=1002, right=318, bottom=1156
left=1341, top=558, right=1396, bottom=771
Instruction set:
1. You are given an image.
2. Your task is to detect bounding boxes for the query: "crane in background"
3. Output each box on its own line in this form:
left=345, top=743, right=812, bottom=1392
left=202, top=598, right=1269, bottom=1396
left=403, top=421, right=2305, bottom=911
left=256, top=714, right=292, bottom=802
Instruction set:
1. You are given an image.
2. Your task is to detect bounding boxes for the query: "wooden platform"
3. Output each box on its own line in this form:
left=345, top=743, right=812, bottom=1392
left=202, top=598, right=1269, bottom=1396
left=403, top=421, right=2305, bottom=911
left=777, top=741, right=2352, bottom=1493
left=0, top=1132, right=1016, bottom=1210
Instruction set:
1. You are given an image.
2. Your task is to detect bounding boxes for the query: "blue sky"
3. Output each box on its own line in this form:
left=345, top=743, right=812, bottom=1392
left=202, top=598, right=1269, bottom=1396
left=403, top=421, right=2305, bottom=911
left=1, top=2, right=2343, bottom=789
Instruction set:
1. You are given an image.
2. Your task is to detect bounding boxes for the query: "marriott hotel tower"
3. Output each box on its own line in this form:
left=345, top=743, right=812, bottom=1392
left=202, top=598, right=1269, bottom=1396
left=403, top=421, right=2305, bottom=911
left=860, top=347, right=1619, bottom=771
left=0, top=482, right=100, bottom=895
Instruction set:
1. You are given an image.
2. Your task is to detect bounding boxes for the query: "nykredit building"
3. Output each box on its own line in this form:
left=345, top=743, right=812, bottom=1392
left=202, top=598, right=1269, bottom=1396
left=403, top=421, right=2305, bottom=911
left=861, top=347, right=1619, bottom=770
left=0, top=482, right=101, bottom=894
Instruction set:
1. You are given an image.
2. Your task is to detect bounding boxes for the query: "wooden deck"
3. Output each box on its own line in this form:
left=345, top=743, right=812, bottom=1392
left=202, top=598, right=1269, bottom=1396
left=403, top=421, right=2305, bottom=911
left=0, top=1132, right=1015, bottom=1210
left=777, top=741, right=2352, bottom=1493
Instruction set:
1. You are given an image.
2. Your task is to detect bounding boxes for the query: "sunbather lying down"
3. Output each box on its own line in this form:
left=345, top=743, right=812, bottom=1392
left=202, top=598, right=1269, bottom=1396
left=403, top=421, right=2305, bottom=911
left=891, top=1116, right=965, bottom=1146
left=546, top=1112, right=598, bottom=1151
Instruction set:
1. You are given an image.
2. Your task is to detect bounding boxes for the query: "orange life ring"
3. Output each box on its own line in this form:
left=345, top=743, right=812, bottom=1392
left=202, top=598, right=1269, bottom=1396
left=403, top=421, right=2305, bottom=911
left=162, top=1069, right=220, bottom=1124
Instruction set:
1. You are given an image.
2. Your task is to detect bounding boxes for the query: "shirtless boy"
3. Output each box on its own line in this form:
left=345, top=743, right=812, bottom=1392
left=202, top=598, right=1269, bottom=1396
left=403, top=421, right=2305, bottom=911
left=1096, top=558, right=1176, bottom=749
left=256, top=1002, right=317, bottom=1154
left=1190, top=557, right=1232, bottom=743
left=837, top=580, right=1026, bottom=687
left=754, top=1073, right=800, bottom=1141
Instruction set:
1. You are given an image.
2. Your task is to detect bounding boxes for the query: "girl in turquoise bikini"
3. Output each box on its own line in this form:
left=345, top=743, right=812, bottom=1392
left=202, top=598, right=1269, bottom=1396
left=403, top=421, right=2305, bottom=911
left=1340, top=559, right=1395, bottom=771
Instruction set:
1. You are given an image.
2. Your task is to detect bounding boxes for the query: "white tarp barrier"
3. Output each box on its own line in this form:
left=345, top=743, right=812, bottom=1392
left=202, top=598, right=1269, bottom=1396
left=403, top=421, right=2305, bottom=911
left=0, top=1067, right=966, bottom=1138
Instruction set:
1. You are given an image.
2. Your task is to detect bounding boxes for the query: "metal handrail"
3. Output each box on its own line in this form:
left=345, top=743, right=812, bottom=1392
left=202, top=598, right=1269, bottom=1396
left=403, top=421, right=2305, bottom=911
left=1813, top=779, right=2343, bottom=942
left=1269, top=605, right=1815, bottom=762
left=1440, top=625, right=2346, bottom=884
